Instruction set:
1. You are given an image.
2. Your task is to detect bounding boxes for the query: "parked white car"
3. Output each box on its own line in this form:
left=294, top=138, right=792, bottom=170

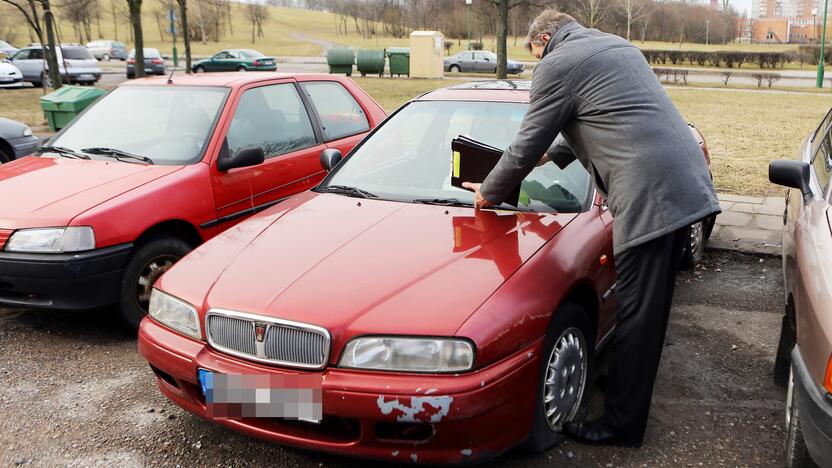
left=10, top=44, right=101, bottom=86
left=0, top=60, right=23, bottom=88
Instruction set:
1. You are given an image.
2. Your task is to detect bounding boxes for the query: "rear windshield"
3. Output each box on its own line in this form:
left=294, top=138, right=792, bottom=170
left=241, top=50, right=265, bottom=58
left=61, top=47, right=93, bottom=60
left=129, top=49, right=161, bottom=58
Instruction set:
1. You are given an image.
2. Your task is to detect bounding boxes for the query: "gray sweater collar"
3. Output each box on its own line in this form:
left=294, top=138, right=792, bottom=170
left=543, top=21, right=583, bottom=58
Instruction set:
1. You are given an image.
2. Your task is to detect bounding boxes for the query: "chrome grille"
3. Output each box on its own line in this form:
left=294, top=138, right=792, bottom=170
left=205, top=309, right=330, bottom=369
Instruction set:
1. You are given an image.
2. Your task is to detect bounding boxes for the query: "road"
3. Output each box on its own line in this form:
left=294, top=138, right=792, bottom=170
left=0, top=249, right=786, bottom=467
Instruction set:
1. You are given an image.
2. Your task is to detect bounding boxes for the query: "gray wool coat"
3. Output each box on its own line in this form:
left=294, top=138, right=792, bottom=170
left=480, top=21, right=721, bottom=255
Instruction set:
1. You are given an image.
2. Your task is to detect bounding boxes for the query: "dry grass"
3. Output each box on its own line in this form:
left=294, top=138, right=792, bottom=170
left=2, top=79, right=829, bottom=196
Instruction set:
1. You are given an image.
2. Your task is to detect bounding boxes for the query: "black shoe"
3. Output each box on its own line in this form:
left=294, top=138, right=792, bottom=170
left=563, top=420, right=643, bottom=448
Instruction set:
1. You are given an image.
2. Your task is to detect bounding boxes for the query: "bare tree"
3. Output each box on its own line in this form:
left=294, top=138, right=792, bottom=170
left=243, top=1, right=267, bottom=43
left=2, top=0, right=62, bottom=89
left=574, top=0, right=613, bottom=28
left=485, top=0, right=542, bottom=79
left=619, top=0, right=646, bottom=40
left=126, top=0, right=144, bottom=78
left=176, top=0, right=191, bottom=72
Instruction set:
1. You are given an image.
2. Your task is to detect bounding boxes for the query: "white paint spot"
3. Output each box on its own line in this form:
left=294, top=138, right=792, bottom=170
left=480, top=381, right=485, bottom=387
left=424, top=388, right=437, bottom=395
left=391, top=451, right=399, bottom=457
left=461, top=449, right=473, bottom=456
left=415, top=387, right=422, bottom=392
left=527, top=352, right=533, bottom=358
left=376, top=395, right=453, bottom=422
left=411, top=453, right=418, bottom=462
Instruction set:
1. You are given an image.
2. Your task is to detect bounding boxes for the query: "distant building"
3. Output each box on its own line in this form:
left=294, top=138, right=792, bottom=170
left=745, top=0, right=830, bottom=43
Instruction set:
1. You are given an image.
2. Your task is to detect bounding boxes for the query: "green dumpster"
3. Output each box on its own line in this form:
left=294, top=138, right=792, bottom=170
left=40, top=85, right=107, bottom=132
left=356, top=49, right=385, bottom=77
left=326, top=47, right=355, bottom=76
left=386, top=47, right=410, bottom=77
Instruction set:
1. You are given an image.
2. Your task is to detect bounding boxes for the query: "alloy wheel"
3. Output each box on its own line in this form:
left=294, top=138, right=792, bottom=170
left=543, top=327, right=588, bottom=430
left=689, top=221, right=705, bottom=259
left=786, top=366, right=795, bottom=428
left=135, top=254, right=179, bottom=310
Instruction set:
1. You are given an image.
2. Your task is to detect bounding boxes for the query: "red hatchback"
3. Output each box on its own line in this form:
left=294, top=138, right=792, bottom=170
left=0, top=73, right=385, bottom=328
left=138, top=81, right=619, bottom=463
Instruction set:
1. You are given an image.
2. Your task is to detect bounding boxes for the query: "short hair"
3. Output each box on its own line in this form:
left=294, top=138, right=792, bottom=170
left=524, top=10, right=576, bottom=52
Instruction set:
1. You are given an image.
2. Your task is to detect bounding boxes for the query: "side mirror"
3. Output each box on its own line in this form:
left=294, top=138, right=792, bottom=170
left=769, top=160, right=811, bottom=199
left=320, top=148, right=342, bottom=172
left=218, top=146, right=264, bottom=172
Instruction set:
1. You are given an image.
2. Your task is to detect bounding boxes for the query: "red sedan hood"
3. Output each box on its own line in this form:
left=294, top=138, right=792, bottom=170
left=0, top=157, right=181, bottom=228
left=164, top=192, right=577, bottom=338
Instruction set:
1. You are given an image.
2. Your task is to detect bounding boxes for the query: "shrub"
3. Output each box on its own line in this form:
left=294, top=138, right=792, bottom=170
left=720, top=71, right=732, bottom=85
left=470, top=42, right=483, bottom=51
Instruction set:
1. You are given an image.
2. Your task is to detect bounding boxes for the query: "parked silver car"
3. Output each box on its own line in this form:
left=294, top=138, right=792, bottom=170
left=0, top=118, right=39, bottom=163
left=126, top=48, right=167, bottom=79
left=86, top=39, right=128, bottom=61
left=444, top=51, right=524, bottom=75
left=10, top=44, right=101, bottom=86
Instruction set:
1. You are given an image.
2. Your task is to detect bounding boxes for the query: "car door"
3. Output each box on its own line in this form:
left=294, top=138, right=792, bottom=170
left=791, top=124, right=832, bottom=385
left=459, top=52, right=474, bottom=72
left=213, top=51, right=235, bottom=71
left=299, top=80, right=372, bottom=158
left=11, top=49, right=36, bottom=81
left=210, top=79, right=326, bottom=228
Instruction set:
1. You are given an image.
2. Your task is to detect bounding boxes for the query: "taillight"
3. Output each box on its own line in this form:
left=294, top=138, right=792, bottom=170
left=127, top=58, right=135, bottom=64
left=151, top=58, right=163, bottom=65
left=825, top=354, right=832, bottom=394
left=253, top=59, right=262, bottom=66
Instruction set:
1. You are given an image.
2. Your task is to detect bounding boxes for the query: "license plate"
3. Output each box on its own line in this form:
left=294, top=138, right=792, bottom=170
left=79, top=74, right=93, bottom=80
left=144, top=68, right=153, bottom=73
left=197, top=369, right=323, bottom=422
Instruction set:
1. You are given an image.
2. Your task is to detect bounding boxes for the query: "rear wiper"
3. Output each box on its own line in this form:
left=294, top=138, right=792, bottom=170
left=318, top=185, right=377, bottom=199
left=81, top=147, right=154, bottom=165
left=36, top=146, right=90, bottom=160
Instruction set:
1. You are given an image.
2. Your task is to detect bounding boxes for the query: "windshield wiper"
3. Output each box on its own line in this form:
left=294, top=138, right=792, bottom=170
left=36, top=146, right=90, bottom=160
left=413, top=197, right=534, bottom=212
left=81, top=147, right=154, bottom=165
left=318, top=185, right=377, bottom=199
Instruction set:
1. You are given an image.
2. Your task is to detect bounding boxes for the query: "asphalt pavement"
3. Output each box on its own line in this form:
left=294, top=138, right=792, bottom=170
left=0, top=249, right=786, bottom=467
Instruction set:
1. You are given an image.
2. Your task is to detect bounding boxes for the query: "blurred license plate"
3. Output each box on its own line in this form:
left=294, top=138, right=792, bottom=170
left=79, top=74, right=94, bottom=80
left=197, top=369, right=322, bottom=422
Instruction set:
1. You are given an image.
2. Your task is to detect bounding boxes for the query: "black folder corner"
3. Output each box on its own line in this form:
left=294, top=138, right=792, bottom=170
left=450, top=136, right=520, bottom=206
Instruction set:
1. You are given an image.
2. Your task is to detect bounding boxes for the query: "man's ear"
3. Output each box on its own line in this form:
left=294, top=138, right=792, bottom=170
left=541, top=33, right=551, bottom=45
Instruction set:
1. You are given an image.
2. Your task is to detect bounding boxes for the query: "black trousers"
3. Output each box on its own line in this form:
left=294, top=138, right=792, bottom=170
left=602, top=225, right=690, bottom=441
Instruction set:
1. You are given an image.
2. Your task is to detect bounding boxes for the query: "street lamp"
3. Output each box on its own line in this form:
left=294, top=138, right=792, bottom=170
left=819, top=0, right=829, bottom=87
left=466, top=0, right=472, bottom=50
left=706, top=19, right=710, bottom=45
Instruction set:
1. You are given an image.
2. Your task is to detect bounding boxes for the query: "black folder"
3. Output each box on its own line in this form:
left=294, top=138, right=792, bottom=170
left=450, top=136, right=521, bottom=206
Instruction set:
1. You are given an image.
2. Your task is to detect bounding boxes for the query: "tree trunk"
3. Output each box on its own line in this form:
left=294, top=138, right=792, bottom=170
left=128, top=0, right=144, bottom=78
left=177, top=0, right=191, bottom=73
left=112, top=0, right=118, bottom=41
left=495, top=0, right=508, bottom=79
left=42, top=1, right=62, bottom=89
left=196, top=0, right=205, bottom=44
left=626, top=4, right=632, bottom=41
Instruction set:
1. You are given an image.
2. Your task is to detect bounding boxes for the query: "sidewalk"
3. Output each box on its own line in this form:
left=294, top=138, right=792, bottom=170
left=709, top=193, right=784, bottom=255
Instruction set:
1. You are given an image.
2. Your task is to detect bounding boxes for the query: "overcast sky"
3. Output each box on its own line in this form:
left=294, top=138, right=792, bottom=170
left=733, top=0, right=753, bottom=16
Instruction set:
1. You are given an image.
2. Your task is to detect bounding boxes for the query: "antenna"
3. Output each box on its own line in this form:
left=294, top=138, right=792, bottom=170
left=167, top=69, right=174, bottom=84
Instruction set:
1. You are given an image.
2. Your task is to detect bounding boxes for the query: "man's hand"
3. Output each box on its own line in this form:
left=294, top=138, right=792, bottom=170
left=461, top=182, right=489, bottom=209
left=536, top=152, right=550, bottom=167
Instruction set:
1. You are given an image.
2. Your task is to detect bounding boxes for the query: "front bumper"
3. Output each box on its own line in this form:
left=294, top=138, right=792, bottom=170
left=792, top=346, right=832, bottom=467
left=8, top=135, right=40, bottom=159
left=138, top=317, right=542, bottom=464
left=0, top=243, right=132, bottom=310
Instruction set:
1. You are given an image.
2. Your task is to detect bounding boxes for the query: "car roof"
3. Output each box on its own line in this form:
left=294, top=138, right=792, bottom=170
left=119, top=72, right=350, bottom=88
left=414, top=80, right=531, bottom=103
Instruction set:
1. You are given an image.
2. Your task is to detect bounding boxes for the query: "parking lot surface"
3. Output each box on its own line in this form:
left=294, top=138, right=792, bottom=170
left=0, top=249, right=785, bottom=467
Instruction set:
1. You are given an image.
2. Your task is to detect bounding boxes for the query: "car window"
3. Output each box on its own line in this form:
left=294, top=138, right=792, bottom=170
left=227, top=50, right=242, bottom=59
left=324, top=101, right=592, bottom=213
left=813, top=109, right=832, bottom=157
left=812, top=129, right=832, bottom=193
left=301, top=82, right=370, bottom=141
left=215, top=51, right=230, bottom=59
left=29, top=48, right=43, bottom=60
left=0, top=41, right=11, bottom=48
left=242, top=50, right=264, bottom=58
left=225, top=83, right=317, bottom=159
left=61, top=47, right=93, bottom=60
left=13, top=49, right=30, bottom=60
left=144, top=49, right=161, bottom=58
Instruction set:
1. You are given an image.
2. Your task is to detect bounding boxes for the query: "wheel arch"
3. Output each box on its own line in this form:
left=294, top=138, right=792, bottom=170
left=135, top=219, right=204, bottom=249
left=554, top=281, right=601, bottom=340
left=0, top=138, right=14, bottom=162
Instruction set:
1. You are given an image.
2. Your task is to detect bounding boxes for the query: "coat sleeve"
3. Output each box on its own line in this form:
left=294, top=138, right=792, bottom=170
left=480, top=73, right=576, bottom=205
left=546, top=136, right=576, bottom=170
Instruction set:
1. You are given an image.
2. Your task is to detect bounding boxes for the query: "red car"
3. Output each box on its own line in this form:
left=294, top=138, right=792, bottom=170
left=0, top=73, right=385, bottom=329
left=138, top=81, right=708, bottom=463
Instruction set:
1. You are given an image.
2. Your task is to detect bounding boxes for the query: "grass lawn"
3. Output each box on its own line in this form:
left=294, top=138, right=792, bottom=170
left=2, top=79, right=829, bottom=196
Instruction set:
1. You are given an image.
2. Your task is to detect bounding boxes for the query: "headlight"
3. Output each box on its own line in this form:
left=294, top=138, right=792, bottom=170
left=339, top=337, right=474, bottom=373
left=22, top=127, right=32, bottom=137
left=148, top=289, right=201, bottom=340
left=5, top=226, right=95, bottom=253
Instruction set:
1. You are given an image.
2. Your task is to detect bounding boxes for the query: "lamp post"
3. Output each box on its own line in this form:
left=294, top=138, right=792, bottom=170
left=819, top=0, right=828, bottom=87
left=815, top=9, right=819, bottom=43
left=466, top=0, right=472, bottom=50
left=706, top=19, right=710, bottom=45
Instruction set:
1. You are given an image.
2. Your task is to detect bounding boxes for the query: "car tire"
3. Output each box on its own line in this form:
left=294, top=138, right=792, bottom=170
left=785, top=367, right=816, bottom=468
left=680, top=220, right=706, bottom=270
left=0, top=146, right=10, bottom=163
left=102, top=53, right=110, bottom=62
left=449, top=65, right=461, bottom=73
left=523, top=301, right=594, bottom=453
left=194, top=65, right=205, bottom=73
left=237, top=66, right=247, bottom=72
left=118, top=236, right=193, bottom=332
left=774, top=313, right=796, bottom=387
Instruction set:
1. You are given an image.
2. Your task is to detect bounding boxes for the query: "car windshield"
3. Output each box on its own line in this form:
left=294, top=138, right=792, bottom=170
left=322, top=100, right=592, bottom=213
left=241, top=50, right=264, bottom=58
left=49, top=86, right=228, bottom=165
left=61, top=47, right=93, bottom=60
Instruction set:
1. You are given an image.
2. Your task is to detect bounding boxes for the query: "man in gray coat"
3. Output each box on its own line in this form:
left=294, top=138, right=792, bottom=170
left=463, top=11, right=720, bottom=446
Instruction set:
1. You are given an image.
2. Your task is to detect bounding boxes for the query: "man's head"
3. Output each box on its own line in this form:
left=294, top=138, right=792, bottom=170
left=524, top=10, right=576, bottom=59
